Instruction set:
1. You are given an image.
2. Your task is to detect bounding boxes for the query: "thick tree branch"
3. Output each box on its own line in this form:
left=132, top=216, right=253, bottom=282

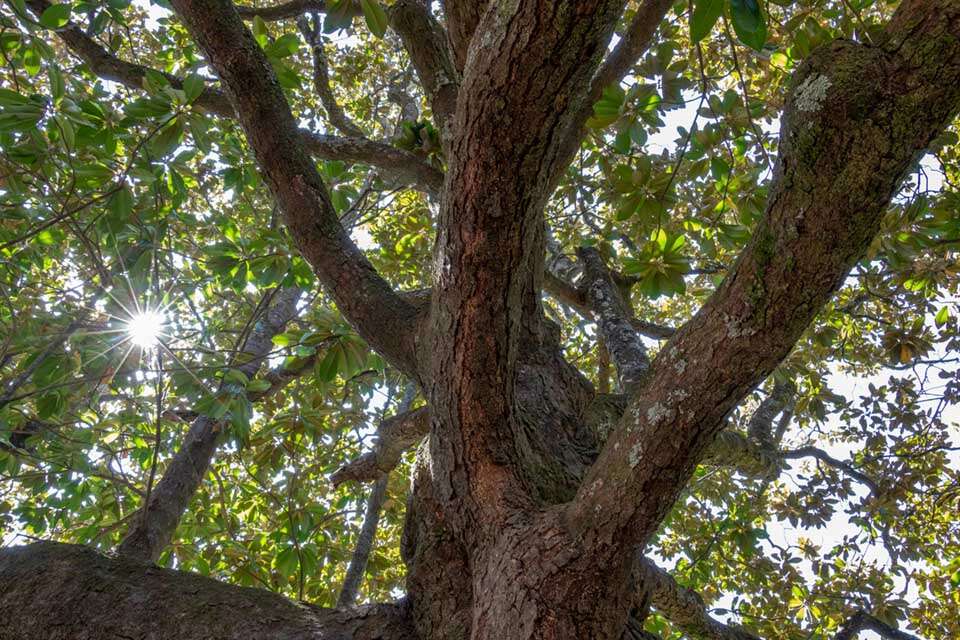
left=577, top=246, right=650, bottom=389
left=0, top=542, right=416, bottom=640
left=440, top=0, right=484, bottom=72
left=117, top=287, right=302, bottom=562
left=300, top=130, right=444, bottom=194
left=570, top=0, right=960, bottom=567
left=168, top=0, right=424, bottom=377
left=634, top=556, right=760, bottom=640
left=236, top=0, right=333, bottom=21
left=389, top=0, right=459, bottom=134
left=331, top=406, right=429, bottom=487
left=23, top=0, right=440, bottom=194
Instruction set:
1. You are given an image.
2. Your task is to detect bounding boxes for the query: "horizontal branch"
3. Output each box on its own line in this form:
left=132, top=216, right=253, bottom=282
left=0, top=542, right=416, bottom=640
left=835, top=611, right=921, bottom=640
left=236, top=0, right=333, bottom=21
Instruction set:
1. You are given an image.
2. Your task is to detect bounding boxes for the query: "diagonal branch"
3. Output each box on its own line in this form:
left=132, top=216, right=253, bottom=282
left=337, top=384, right=418, bottom=607
left=389, top=0, right=459, bottom=134
left=168, top=0, right=425, bottom=377
left=546, top=0, right=674, bottom=192
left=296, top=15, right=367, bottom=138
left=543, top=256, right=676, bottom=340
left=577, top=246, right=650, bottom=390
left=834, top=611, right=921, bottom=640
left=439, top=0, right=484, bottom=72
left=570, top=0, right=960, bottom=562
left=331, top=406, right=429, bottom=487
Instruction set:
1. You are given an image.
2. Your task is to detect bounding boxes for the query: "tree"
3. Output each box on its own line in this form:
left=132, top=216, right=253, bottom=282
left=0, top=0, right=958, bottom=637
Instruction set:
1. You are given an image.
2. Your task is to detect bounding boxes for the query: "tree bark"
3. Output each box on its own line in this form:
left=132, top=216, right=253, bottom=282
left=0, top=542, right=416, bottom=640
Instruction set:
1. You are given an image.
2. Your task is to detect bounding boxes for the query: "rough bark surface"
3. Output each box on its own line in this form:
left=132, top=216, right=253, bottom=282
left=0, top=542, right=415, bottom=640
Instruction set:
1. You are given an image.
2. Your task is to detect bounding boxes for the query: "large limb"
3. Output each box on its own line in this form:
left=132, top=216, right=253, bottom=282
left=564, top=0, right=960, bottom=616
left=0, top=542, right=416, bottom=640
left=165, top=0, right=423, bottom=376
left=23, top=0, right=441, bottom=194
left=389, top=0, right=459, bottom=135
left=117, top=287, right=302, bottom=562
left=430, top=0, right=630, bottom=534
left=439, top=0, right=484, bottom=72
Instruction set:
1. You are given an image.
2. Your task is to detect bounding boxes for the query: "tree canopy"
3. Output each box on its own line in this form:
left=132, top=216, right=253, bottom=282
left=0, top=0, right=958, bottom=639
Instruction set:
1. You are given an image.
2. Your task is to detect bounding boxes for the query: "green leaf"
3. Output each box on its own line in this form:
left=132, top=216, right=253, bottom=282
left=360, top=0, right=389, bottom=38
left=587, top=85, right=625, bottom=129
left=252, top=15, right=269, bottom=47
left=22, top=44, right=42, bottom=76
left=39, top=3, right=72, bottom=29
left=182, top=74, right=205, bottom=103
left=276, top=545, right=299, bottom=578
left=729, top=0, right=767, bottom=51
left=690, top=0, right=723, bottom=42
left=151, top=117, right=183, bottom=158
left=935, top=306, right=950, bottom=327
left=246, top=379, right=272, bottom=393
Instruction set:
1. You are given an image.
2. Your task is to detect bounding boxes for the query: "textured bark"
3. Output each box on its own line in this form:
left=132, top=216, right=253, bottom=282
left=577, top=246, right=650, bottom=389
left=634, top=557, right=760, bottom=640
left=389, top=0, right=459, bottom=136
left=559, top=4, right=960, bottom=633
left=439, top=0, right=484, bottom=72
left=236, top=0, right=334, bottom=21
left=0, top=542, right=415, bottom=640
left=167, top=0, right=422, bottom=377
left=331, top=406, right=430, bottom=487
left=118, top=287, right=302, bottom=562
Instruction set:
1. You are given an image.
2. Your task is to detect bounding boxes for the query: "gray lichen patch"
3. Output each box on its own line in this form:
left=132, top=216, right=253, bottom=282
left=794, top=73, right=832, bottom=113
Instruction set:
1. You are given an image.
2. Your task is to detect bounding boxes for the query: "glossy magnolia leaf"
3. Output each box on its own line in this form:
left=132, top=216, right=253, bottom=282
left=691, top=0, right=724, bottom=42
left=360, top=0, right=389, bottom=38
left=935, top=306, right=951, bottom=327
left=39, top=3, right=71, bottom=29
left=588, top=85, right=625, bottom=129
left=729, top=0, right=768, bottom=51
